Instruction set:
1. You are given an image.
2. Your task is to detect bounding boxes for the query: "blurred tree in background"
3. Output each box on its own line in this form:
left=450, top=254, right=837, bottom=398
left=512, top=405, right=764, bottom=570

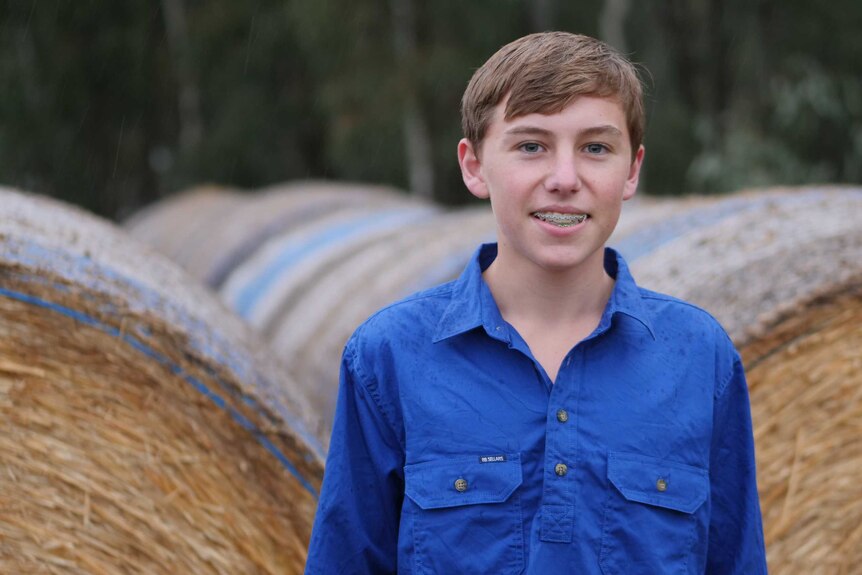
left=1, top=0, right=860, bottom=218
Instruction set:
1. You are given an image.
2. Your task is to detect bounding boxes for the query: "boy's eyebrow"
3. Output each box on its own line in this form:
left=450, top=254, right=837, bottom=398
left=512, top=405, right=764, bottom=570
left=579, top=125, right=624, bottom=138
left=502, top=126, right=554, bottom=137
left=502, top=124, right=624, bottom=138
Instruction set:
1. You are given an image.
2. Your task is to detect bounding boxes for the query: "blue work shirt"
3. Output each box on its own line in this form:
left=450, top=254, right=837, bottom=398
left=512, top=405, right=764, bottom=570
left=305, top=243, right=767, bottom=574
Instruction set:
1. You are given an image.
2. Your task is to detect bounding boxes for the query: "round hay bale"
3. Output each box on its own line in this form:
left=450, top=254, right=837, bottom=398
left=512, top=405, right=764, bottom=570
left=0, top=187, right=323, bottom=574
left=740, top=275, right=862, bottom=574
left=123, top=184, right=245, bottom=280
left=624, top=186, right=862, bottom=344
left=220, top=201, right=440, bottom=333
left=611, top=186, right=837, bottom=262
left=611, top=193, right=718, bottom=251
left=126, top=181, right=413, bottom=289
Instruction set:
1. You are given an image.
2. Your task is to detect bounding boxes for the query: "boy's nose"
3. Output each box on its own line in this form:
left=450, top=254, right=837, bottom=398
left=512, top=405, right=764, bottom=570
left=544, top=153, right=581, bottom=193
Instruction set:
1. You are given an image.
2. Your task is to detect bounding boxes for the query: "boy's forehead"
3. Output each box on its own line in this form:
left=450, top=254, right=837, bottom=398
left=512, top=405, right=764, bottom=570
left=489, top=94, right=629, bottom=134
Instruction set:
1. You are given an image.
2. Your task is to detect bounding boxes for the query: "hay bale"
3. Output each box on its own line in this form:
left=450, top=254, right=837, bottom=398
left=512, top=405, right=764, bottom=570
left=624, top=186, right=862, bottom=344
left=123, top=185, right=244, bottom=281
left=220, top=200, right=440, bottom=332
left=0, top=187, right=323, bottom=574
left=126, top=181, right=413, bottom=288
left=611, top=189, right=767, bottom=261
left=740, top=276, right=862, bottom=574
left=612, top=193, right=718, bottom=251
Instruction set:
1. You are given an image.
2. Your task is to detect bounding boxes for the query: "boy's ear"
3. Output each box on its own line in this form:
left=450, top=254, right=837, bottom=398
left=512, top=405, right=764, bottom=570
left=622, top=145, right=645, bottom=201
left=458, top=138, right=489, bottom=200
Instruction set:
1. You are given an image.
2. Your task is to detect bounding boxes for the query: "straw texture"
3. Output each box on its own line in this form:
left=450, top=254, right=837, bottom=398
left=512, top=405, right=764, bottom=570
left=0, top=187, right=323, bottom=574
left=741, top=276, right=862, bottom=575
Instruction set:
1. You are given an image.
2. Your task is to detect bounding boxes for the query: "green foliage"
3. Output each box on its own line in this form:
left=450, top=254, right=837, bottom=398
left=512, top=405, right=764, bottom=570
left=0, top=1, right=165, bottom=216
left=1, top=0, right=861, bottom=217
left=175, top=1, right=324, bottom=190
left=631, top=0, right=862, bottom=194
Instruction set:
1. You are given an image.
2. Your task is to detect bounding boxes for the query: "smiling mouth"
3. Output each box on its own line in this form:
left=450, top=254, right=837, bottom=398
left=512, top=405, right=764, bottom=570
left=532, top=212, right=589, bottom=227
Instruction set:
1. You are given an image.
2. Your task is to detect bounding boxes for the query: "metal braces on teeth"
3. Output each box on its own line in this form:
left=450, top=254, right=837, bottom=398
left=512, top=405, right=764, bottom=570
left=534, top=213, right=588, bottom=226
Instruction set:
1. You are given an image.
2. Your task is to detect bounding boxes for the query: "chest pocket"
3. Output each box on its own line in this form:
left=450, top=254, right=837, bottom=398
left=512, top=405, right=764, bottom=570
left=599, top=452, right=708, bottom=575
left=404, top=453, right=524, bottom=575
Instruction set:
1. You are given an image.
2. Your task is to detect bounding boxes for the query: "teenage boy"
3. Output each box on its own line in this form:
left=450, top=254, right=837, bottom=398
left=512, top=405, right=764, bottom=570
left=305, top=31, right=767, bottom=574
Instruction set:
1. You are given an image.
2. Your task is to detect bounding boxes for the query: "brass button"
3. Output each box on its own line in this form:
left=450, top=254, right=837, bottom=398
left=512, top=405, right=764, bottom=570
left=656, top=478, right=668, bottom=492
left=556, top=409, right=569, bottom=423
left=554, top=463, right=568, bottom=476
left=454, top=478, right=468, bottom=492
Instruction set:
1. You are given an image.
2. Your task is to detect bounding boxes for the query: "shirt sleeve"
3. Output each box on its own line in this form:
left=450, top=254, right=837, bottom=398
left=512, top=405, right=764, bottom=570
left=304, top=337, right=405, bottom=575
left=706, top=353, right=768, bottom=574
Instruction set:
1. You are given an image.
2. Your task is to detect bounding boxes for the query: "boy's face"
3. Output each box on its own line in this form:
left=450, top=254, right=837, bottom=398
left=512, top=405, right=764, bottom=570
left=458, top=95, right=644, bottom=275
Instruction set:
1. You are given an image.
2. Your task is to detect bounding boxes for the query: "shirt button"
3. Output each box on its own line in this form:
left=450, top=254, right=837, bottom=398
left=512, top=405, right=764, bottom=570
left=554, top=463, right=568, bottom=476
left=556, top=409, right=569, bottom=423
left=656, top=478, right=668, bottom=492
left=454, top=478, right=468, bottom=492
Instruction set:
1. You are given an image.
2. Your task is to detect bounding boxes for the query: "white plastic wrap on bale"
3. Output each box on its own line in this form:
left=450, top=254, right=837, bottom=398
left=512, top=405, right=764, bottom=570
left=123, top=185, right=244, bottom=280
left=220, top=200, right=440, bottom=334
left=620, top=187, right=862, bottom=343
left=127, top=181, right=412, bottom=289
left=611, top=194, right=718, bottom=248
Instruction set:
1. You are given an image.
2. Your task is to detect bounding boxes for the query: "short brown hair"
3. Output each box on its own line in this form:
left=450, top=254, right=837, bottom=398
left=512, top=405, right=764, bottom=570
left=461, top=32, right=645, bottom=158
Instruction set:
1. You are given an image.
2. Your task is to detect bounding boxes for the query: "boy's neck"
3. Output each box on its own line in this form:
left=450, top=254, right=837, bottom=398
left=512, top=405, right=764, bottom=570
left=482, top=247, right=614, bottom=332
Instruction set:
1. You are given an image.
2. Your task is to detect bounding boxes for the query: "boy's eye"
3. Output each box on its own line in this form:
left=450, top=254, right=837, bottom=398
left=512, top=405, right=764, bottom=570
left=519, top=142, right=544, bottom=153
left=584, top=143, right=608, bottom=154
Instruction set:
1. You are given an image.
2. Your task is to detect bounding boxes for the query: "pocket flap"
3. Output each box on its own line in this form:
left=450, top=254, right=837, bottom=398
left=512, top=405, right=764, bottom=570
left=607, top=452, right=708, bottom=514
left=404, top=453, right=522, bottom=510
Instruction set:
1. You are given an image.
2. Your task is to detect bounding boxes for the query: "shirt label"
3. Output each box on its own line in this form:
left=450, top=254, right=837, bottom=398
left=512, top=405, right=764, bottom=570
left=479, top=455, right=507, bottom=463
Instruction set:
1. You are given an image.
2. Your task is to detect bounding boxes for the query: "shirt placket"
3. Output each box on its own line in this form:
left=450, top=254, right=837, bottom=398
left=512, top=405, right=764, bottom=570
left=539, top=347, right=581, bottom=543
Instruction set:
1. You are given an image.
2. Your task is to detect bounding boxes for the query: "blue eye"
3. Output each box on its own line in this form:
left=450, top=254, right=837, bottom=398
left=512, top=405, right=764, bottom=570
left=585, top=143, right=608, bottom=154
left=519, top=142, right=543, bottom=153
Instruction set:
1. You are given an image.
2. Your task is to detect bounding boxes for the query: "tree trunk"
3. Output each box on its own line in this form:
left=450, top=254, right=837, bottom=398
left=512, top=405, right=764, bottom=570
left=390, top=0, right=435, bottom=200
left=529, top=0, right=555, bottom=31
left=161, top=0, right=203, bottom=152
left=599, top=0, right=630, bottom=53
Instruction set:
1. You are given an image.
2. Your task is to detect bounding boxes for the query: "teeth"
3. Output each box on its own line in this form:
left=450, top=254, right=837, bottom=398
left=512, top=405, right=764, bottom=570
left=533, top=212, right=588, bottom=227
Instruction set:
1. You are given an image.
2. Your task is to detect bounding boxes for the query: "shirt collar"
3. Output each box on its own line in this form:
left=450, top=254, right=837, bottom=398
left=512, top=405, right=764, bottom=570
left=434, top=243, right=655, bottom=343
left=433, top=243, right=501, bottom=343
left=601, top=247, right=656, bottom=340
